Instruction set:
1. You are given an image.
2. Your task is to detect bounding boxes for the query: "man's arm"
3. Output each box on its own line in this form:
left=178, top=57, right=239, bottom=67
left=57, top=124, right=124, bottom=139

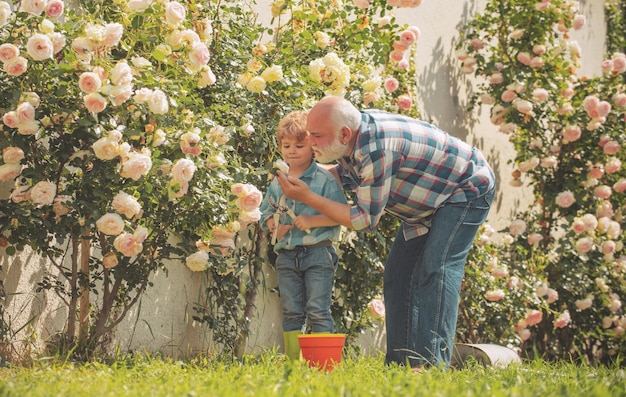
left=276, top=171, right=354, bottom=228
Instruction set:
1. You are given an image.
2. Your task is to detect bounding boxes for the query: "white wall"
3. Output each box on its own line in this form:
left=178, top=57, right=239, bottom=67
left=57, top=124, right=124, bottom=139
left=0, top=0, right=605, bottom=359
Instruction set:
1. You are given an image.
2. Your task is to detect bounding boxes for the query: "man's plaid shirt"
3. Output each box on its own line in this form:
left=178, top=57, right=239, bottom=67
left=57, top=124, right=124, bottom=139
left=336, top=110, right=495, bottom=240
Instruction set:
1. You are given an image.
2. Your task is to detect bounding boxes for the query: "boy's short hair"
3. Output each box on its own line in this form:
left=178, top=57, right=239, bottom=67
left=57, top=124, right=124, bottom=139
left=276, top=110, right=309, bottom=145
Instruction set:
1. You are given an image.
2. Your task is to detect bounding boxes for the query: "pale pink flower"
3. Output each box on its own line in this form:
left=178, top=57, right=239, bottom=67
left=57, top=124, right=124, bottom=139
left=165, top=1, right=186, bottom=25
left=583, top=95, right=600, bottom=113
left=571, top=218, right=586, bottom=234
left=112, top=191, right=142, bottom=219
left=572, top=14, right=586, bottom=30
left=597, top=216, right=612, bottom=234
left=238, top=208, right=262, bottom=226
left=113, top=232, right=143, bottom=257
left=469, top=38, right=483, bottom=50
left=588, top=166, right=604, bottom=179
left=353, top=0, right=371, bottom=9
left=4, top=56, right=28, bottom=76
left=78, top=72, right=102, bottom=94
left=45, top=0, right=65, bottom=18
left=102, top=252, right=119, bottom=269
left=489, top=72, right=504, bottom=84
left=20, top=0, right=46, bottom=15
left=532, top=88, right=549, bottom=102
left=50, top=32, right=66, bottom=54
left=529, top=57, right=544, bottom=68
left=171, top=158, right=195, bottom=182
left=186, top=250, right=209, bottom=272
left=598, top=101, right=611, bottom=117
left=606, top=221, right=620, bottom=240
left=363, top=91, right=379, bottom=106
left=2, top=111, right=18, bottom=128
left=546, top=288, right=559, bottom=303
left=554, top=310, right=571, bottom=328
left=509, top=219, right=527, bottom=236
left=384, top=77, right=399, bottom=93
left=501, top=90, right=517, bottom=103
left=2, top=146, right=25, bottom=164
left=555, top=190, right=576, bottom=208
left=527, top=233, right=544, bottom=246
left=608, top=294, right=622, bottom=313
left=613, top=179, right=626, bottom=193
left=602, top=59, right=614, bottom=74
left=515, top=99, right=533, bottom=114
left=399, top=30, right=417, bottom=46
left=613, top=53, right=626, bottom=74
left=189, top=42, right=210, bottom=68
left=0, top=163, right=22, bottom=181
left=103, top=22, right=124, bottom=48
left=540, top=156, right=557, bottom=168
left=575, top=237, right=594, bottom=254
left=491, top=266, right=509, bottom=278
left=532, top=44, right=546, bottom=55
left=84, top=92, right=107, bottom=113
left=519, top=328, right=531, bottom=341
left=602, top=240, right=616, bottom=255
left=30, top=180, right=56, bottom=206
left=121, top=151, right=152, bottom=180
left=236, top=187, right=263, bottom=212
left=231, top=183, right=250, bottom=197
left=613, top=93, right=626, bottom=108
left=92, top=137, right=120, bottom=160
left=52, top=195, right=72, bottom=218
left=0, top=43, right=19, bottom=63
left=510, top=29, right=525, bottom=39
left=602, top=316, right=614, bottom=329
left=605, top=157, right=622, bottom=174
left=507, top=276, right=522, bottom=289
left=575, top=297, right=593, bottom=311
left=525, top=310, right=543, bottom=326
left=198, top=66, right=217, bottom=88
left=16, top=102, right=36, bottom=124
left=484, top=289, right=505, bottom=302
left=390, top=50, right=405, bottom=63
left=397, top=94, right=412, bottom=110
left=603, top=140, right=621, bottom=155
left=480, top=93, right=495, bottom=105
left=517, top=51, right=531, bottom=65
left=594, top=185, right=612, bottom=199
left=148, top=89, right=169, bottom=114
left=17, top=120, right=39, bottom=135
left=26, top=33, right=54, bottom=61
left=562, top=125, right=581, bottom=142
left=368, top=298, right=386, bottom=319
left=96, top=213, right=125, bottom=236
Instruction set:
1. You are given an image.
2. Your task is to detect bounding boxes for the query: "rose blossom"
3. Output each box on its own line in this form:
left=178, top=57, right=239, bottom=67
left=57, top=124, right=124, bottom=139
left=527, top=233, right=543, bottom=245
left=30, top=180, right=57, bottom=206
left=113, top=232, right=143, bottom=257
left=519, top=328, right=531, bottom=341
left=606, top=221, right=621, bottom=240
left=594, top=185, right=612, bottom=199
left=0, top=43, right=19, bottom=63
left=575, top=237, right=594, bottom=254
left=78, top=72, right=102, bottom=94
left=2, top=146, right=25, bottom=164
left=397, top=94, right=412, bottom=110
left=501, top=90, right=517, bottom=102
left=238, top=208, right=261, bottom=226
left=613, top=179, right=626, bottom=193
left=555, top=190, right=576, bottom=208
left=112, top=191, right=142, bottom=219
left=148, top=89, right=169, bottom=114
left=171, top=158, right=195, bottom=182
left=562, top=125, right=581, bottom=142
left=546, top=288, right=559, bottom=303
left=186, top=250, right=209, bottom=272
left=605, top=157, right=621, bottom=174
left=189, top=42, right=210, bottom=69
left=261, top=64, right=283, bottom=83
left=17, top=120, right=39, bottom=135
left=120, top=151, right=152, bottom=180
left=4, top=56, right=28, bottom=76
left=20, top=0, right=46, bottom=14
left=165, top=1, right=186, bottom=25
left=525, top=309, right=543, bottom=326
left=0, top=163, right=22, bottom=181
left=400, top=30, right=417, bottom=46
left=53, top=195, right=72, bottom=217
left=514, top=99, right=533, bottom=114
left=84, top=92, right=107, bottom=113
left=532, top=88, right=549, bottom=102
left=16, top=102, right=36, bottom=124
left=484, top=289, right=505, bottom=302
left=2, top=111, right=18, bottom=128
left=102, top=22, right=124, bottom=48
left=180, top=131, right=202, bottom=156
left=96, top=213, right=125, bottom=236
left=554, top=310, right=571, bottom=328
left=236, top=187, right=263, bottom=212
left=102, top=252, right=119, bottom=269
left=575, top=297, right=593, bottom=311
left=368, top=298, right=386, bottom=319
left=45, top=0, right=64, bottom=18
left=26, top=33, right=54, bottom=61
left=517, top=51, right=531, bottom=65
left=581, top=213, right=598, bottom=230
left=198, top=66, right=217, bottom=88
left=92, top=137, right=120, bottom=160
left=384, top=77, right=399, bottom=93
left=509, top=219, right=527, bottom=236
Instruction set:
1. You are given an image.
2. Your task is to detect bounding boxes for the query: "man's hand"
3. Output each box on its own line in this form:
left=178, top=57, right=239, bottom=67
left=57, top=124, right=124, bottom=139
left=276, top=171, right=312, bottom=203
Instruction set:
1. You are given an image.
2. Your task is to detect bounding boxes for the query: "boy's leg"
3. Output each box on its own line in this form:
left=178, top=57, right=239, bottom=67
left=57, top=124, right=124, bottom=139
left=302, top=246, right=338, bottom=333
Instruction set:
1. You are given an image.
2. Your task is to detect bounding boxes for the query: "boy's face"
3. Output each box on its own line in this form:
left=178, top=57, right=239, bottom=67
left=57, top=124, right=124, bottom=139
left=280, top=135, right=314, bottom=170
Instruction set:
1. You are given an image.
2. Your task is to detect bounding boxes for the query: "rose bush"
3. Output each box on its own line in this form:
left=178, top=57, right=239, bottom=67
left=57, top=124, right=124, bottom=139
left=456, top=0, right=625, bottom=363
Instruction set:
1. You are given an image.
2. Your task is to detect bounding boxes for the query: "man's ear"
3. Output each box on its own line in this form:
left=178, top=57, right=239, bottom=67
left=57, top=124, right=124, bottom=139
left=340, top=126, right=352, bottom=145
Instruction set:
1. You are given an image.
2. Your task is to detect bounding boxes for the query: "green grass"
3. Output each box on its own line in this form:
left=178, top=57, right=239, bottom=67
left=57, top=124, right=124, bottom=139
left=0, top=353, right=624, bottom=397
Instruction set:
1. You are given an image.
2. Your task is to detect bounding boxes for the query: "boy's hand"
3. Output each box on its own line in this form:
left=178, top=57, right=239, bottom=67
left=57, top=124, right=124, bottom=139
left=293, top=215, right=313, bottom=232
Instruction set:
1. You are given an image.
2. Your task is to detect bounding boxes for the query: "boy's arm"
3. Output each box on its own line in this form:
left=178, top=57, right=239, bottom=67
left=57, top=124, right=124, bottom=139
left=292, top=213, right=340, bottom=231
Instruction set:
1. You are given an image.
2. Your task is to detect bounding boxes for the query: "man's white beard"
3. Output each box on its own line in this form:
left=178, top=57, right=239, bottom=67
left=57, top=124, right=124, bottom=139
left=314, top=137, right=349, bottom=163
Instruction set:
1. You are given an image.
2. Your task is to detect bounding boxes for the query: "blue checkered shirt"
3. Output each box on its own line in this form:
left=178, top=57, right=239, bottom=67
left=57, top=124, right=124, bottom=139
left=336, top=110, right=495, bottom=240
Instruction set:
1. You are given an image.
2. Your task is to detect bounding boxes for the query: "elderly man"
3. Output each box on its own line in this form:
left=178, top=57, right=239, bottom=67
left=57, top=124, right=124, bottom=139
left=276, top=96, right=495, bottom=370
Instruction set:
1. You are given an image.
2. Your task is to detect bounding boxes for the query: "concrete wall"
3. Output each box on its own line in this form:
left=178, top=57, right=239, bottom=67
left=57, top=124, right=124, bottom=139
left=1, top=0, right=605, bottom=358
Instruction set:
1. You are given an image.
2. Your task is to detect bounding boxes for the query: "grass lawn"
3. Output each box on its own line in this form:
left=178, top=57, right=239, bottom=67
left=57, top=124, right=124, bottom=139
left=0, top=352, right=624, bottom=397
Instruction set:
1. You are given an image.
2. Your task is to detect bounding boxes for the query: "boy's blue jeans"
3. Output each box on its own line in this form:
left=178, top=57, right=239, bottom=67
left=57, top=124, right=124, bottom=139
left=276, top=244, right=338, bottom=333
left=384, top=188, right=495, bottom=368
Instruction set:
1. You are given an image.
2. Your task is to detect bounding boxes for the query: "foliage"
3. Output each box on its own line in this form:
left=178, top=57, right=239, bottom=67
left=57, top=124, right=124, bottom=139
left=457, top=0, right=626, bottom=364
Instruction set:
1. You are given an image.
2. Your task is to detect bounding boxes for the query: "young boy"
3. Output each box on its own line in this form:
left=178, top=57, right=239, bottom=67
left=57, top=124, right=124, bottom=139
left=259, top=110, right=347, bottom=360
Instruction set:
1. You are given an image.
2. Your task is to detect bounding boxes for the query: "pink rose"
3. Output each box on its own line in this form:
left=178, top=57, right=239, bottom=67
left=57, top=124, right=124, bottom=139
left=515, top=99, right=533, bottom=114
left=562, top=125, right=581, bottom=142
left=602, top=240, right=616, bottom=255
left=96, top=213, right=125, bottom=236
left=238, top=208, right=262, bottom=226
left=532, top=88, right=549, bottom=102
left=84, top=92, right=107, bottom=113
left=516, top=52, right=531, bottom=65
left=368, top=298, right=386, bottom=319
left=555, top=190, right=576, bottom=208
left=171, top=158, right=195, bottom=182
left=2, top=146, right=25, bottom=164
left=613, top=93, right=626, bottom=107
left=575, top=237, right=594, bottom=254
left=532, top=44, right=546, bottom=55
left=121, top=152, right=152, bottom=180
left=397, top=94, right=412, bottom=110
left=0, top=163, right=22, bottom=181
left=16, top=102, right=36, bottom=123
left=353, top=0, right=371, bottom=9
left=45, top=0, right=64, bottom=18
left=571, top=218, right=586, bottom=234
left=509, top=219, right=527, bottom=236
left=102, top=252, right=119, bottom=269
left=384, top=77, right=399, bottom=93
left=605, top=157, right=622, bottom=174
left=180, top=131, right=202, bottom=156
left=92, top=137, right=120, bottom=160
left=148, top=89, right=169, bottom=115
left=484, top=289, right=505, bottom=302
left=2, top=111, right=18, bottom=128
left=519, top=328, right=531, bottom=341
left=53, top=195, right=72, bottom=217
left=527, top=233, right=543, bottom=245
left=78, top=72, right=102, bottom=94
left=26, top=33, right=54, bottom=61
left=399, top=30, right=417, bottom=46
left=20, top=0, right=46, bottom=14
left=4, top=57, right=28, bottom=76
left=596, top=202, right=614, bottom=219
left=603, top=140, right=621, bottom=155
left=390, top=49, right=405, bottom=63
left=554, top=310, right=571, bottom=328
left=189, top=42, right=210, bottom=68
left=546, top=288, right=559, bottom=304
left=529, top=57, right=544, bottom=68
left=30, top=180, right=57, bottom=206
left=501, top=90, right=517, bottom=103
left=112, top=191, right=142, bottom=219
left=525, top=310, right=543, bottom=326
left=165, top=1, right=186, bottom=25
left=575, top=297, right=593, bottom=311
left=0, top=43, right=20, bottom=63
left=103, top=23, right=124, bottom=48
left=594, top=185, right=612, bottom=199
left=237, top=188, right=263, bottom=212
left=613, top=179, right=626, bottom=193
left=113, top=233, right=143, bottom=257
left=613, top=54, right=626, bottom=74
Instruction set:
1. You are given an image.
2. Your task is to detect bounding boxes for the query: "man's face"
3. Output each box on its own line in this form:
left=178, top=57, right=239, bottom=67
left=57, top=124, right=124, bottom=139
left=307, top=114, right=349, bottom=163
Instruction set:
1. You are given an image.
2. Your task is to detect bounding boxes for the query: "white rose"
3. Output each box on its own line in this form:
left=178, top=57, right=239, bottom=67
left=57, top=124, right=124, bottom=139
left=26, top=33, right=54, bottom=61
left=103, top=22, right=123, bottom=48
left=120, top=152, right=152, bottom=180
left=112, top=191, right=142, bottom=219
left=148, top=89, right=169, bottom=114
left=186, top=251, right=209, bottom=272
left=2, top=146, right=25, bottom=163
left=110, top=61, right=132, bottom=86
left=78, top=72, right=102, bottom=94
left=0, top=2, right=12, bottom=27
left=165, top=1, right=186, bottom=25
left=20, top=0, right=46, bottom=14
left=17, top=120, right=40, bottom=135
left=171, top=158, right=195, bottom=182
left=197, top=66, right=216, bottom=88
left=30, top=180, right=57, bottom=206
left=96, top=213, right=125, bottom=236
left=92, top=137, right=120, bottom=160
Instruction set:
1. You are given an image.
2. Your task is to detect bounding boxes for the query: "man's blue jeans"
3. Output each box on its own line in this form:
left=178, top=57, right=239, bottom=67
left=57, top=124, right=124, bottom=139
left=384, top=188, right=495, bottom=368
left=276, top=244, right=338, bottom=333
